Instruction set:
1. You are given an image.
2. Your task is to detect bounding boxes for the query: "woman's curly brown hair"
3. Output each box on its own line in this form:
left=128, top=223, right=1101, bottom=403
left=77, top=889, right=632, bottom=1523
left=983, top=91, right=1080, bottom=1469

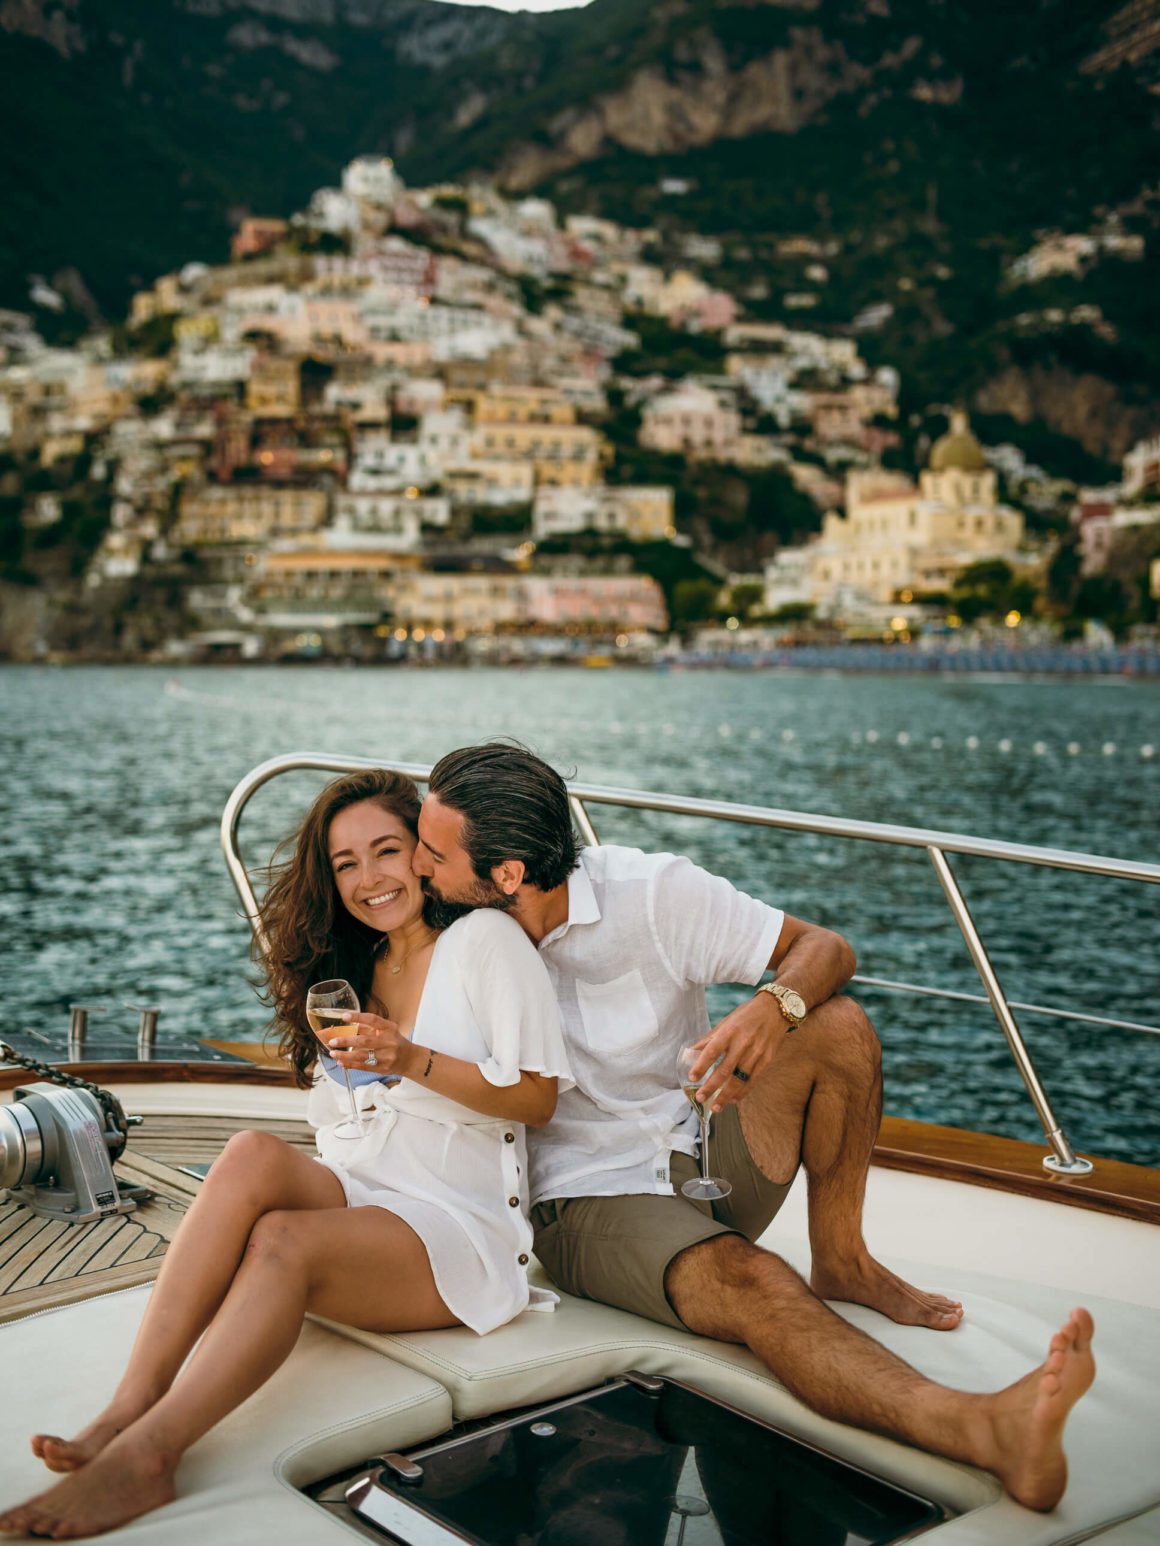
left=254, top=768, right=425, bottom=1088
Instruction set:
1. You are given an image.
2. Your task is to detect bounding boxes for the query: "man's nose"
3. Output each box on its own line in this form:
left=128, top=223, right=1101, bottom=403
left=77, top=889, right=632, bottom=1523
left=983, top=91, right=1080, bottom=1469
left=412, top=846, right=431, bottom=878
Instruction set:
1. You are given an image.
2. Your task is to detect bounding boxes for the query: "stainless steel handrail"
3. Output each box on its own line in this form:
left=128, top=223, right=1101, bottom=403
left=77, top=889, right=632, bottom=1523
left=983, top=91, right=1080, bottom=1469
left=222, top=752, right=1160, bottom=1175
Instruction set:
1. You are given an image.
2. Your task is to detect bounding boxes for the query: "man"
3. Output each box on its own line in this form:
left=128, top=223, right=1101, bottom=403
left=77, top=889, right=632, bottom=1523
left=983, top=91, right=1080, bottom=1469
left=413, top=742, right=1094, bottom=1512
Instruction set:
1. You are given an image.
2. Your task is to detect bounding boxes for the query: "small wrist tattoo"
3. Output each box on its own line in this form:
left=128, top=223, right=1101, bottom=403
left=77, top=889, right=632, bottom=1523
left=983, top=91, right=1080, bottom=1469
left=422, top=1050, right=435, bottom=1079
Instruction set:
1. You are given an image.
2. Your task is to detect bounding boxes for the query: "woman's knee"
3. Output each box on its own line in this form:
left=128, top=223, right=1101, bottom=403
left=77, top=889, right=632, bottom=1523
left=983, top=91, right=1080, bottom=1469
left=244, top=1208, right=307, bottom=1266
left=211, top=1128, right=293, bottom=1185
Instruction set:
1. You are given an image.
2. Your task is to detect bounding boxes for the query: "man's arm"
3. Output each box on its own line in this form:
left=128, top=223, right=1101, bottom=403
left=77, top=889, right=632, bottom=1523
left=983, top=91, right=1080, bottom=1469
left=689, top=914, right=856, bottom=1112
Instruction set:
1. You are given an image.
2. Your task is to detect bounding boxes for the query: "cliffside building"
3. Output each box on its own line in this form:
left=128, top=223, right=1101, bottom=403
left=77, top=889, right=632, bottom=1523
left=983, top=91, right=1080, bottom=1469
left=765, top=413, right=1026, bottom=611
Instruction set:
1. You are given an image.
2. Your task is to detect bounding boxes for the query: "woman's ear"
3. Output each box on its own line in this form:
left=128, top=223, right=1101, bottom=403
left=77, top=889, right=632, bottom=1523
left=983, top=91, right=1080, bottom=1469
left=491, top=858, right=526, bottom=896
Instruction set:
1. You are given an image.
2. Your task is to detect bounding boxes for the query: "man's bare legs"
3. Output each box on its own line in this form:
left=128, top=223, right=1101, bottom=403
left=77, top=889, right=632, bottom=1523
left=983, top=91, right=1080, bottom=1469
left=666, top=1235, right=1094, bottom=1511
left=30, top=1129, right=344, bottom=1475
left=2, top=1161, right=458, bottom=1539
left=738, top=994, right=963, bottom=1330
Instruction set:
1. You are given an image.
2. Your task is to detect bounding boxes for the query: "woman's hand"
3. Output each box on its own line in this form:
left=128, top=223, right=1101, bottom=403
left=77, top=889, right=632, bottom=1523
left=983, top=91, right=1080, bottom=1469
left=323, top=1011, right=414, bottom=1079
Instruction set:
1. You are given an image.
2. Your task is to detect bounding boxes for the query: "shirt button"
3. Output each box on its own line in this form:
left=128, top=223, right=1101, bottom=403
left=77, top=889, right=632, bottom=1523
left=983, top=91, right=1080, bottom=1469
left=508, top=1196, right=519, bottom=1207
left=504, top=1132, right=515, bottom=1143
left=518, top=1253, right=529, bottom=1265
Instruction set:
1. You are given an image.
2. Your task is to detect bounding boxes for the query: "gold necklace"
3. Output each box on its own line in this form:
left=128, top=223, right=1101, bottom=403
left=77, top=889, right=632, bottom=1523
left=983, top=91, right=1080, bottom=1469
left=382, top=930, right=437, bottom=975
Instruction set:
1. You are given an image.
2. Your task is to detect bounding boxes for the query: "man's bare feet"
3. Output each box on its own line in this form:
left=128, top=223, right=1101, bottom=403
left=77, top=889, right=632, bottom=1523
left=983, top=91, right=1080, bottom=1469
left=0, top=1433, right=177, bottom=1539
left=811, top=1251, right=964, bottom=1330
left=980, top=1308, right=1096, bottom=1511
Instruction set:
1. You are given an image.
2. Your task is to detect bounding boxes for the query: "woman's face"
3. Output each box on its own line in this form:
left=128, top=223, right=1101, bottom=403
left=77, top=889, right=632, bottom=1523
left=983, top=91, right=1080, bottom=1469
left=327, top=799, right=424, bottom=933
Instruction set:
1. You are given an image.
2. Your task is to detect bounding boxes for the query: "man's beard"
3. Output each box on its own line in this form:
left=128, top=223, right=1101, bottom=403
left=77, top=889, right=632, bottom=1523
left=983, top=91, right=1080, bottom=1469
left=421, top=874, right=515, bottom=931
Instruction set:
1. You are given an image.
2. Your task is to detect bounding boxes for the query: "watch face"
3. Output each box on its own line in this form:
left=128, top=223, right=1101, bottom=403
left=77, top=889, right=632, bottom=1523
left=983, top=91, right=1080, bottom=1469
left=780, top=989, right=806, bottom=1020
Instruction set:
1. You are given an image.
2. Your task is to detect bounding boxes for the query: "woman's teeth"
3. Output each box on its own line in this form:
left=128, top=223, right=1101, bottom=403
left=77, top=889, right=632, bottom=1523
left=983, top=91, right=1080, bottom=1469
left=365, top=888, right=402, bottom=907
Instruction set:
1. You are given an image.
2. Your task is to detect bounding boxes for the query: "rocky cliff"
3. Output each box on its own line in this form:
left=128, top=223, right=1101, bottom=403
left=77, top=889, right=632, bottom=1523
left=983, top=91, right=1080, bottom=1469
left=2, top=0, right=1158, bottom=464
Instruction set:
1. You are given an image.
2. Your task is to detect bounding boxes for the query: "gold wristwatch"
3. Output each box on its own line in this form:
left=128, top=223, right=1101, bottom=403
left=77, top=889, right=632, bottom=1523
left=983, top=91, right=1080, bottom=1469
left=756, top=981, right=807, bottom=1031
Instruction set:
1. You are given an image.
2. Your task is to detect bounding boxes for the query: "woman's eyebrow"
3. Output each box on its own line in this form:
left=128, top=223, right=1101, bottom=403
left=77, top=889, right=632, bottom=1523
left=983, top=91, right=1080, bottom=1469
left=328, top=835, right=397, bottom=860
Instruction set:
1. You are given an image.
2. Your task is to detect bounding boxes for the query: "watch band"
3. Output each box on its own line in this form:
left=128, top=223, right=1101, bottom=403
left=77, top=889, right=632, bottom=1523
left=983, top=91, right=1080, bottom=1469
left=756, top=981, right=806, bottom=1030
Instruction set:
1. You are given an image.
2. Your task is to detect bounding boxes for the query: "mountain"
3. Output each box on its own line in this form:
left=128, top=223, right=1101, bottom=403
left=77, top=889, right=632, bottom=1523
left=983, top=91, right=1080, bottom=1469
left=2, top=0, right=1160, bottom=459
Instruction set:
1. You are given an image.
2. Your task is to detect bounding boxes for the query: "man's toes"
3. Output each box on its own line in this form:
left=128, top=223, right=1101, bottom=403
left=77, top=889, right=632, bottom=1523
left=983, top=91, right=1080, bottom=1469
left=1072, top=1308, right=1094, bottom=1350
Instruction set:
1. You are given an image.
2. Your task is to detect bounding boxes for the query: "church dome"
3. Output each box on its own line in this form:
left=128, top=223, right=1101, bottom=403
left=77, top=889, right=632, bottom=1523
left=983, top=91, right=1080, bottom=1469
left=928, top=411, right=987, bottom=472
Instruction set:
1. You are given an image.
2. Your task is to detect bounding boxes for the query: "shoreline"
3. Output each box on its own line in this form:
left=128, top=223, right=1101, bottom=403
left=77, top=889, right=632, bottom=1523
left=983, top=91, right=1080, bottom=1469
left=3, top=649, right=1159, bottom=680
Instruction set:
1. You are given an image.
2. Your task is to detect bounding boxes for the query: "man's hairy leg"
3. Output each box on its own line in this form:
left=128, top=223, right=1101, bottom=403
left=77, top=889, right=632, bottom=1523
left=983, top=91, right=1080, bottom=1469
left=738, top=994, right=962, bottom=1330
left=666, top=1236, right=1095, bottom=1511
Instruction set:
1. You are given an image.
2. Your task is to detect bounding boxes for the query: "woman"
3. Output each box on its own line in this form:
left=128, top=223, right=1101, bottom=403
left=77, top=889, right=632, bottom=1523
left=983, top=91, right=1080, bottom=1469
left=1, top=769, right=572, bottom=1541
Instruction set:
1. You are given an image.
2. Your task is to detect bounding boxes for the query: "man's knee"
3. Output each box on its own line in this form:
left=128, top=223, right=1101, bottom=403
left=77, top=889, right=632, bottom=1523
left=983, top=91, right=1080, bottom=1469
left=666, top=1235, right=806, bottom=1338
left=807, top=995, right=881, bottom=1082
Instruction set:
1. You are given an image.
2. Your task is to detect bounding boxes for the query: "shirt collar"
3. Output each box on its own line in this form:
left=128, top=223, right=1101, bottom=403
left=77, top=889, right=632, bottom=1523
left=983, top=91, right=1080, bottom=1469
left=541, top=852, right=600, bottom=946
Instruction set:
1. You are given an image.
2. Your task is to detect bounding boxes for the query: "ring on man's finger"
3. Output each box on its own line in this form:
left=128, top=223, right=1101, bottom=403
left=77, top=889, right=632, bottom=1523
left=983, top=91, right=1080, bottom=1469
left=365, top=1051, right=378, bottom=1068
left=732, top=1066, right=750, bottom=1083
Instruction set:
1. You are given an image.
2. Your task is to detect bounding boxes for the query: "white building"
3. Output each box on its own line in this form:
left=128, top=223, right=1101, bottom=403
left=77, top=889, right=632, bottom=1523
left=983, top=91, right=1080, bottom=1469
left=299, top=187, right=360, bottom=236
left=1123, top=436, right=1160, bottom=500
left=348, top=432, right=440, bottom=491
left=532, top=484, right=675, bottom=542
left=332, top=492, right=423, bottom=549
left=342, top=156, right=404, bottom=208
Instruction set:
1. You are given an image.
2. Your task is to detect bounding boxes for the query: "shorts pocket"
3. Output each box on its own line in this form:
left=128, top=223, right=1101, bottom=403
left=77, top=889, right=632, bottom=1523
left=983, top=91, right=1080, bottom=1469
left=575, top=969, right=658, bottom=1057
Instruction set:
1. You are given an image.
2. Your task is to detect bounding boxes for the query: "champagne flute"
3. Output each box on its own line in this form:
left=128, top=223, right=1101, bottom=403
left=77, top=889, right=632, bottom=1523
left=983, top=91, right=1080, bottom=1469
left=307, top=979, right=365, bottom=1139
left=676, top=1046, right=732, bottom=1201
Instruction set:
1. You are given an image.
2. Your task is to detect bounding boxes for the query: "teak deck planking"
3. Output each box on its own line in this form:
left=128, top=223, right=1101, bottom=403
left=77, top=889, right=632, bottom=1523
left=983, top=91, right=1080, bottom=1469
left=0, top=1110, right=315, bottom=1324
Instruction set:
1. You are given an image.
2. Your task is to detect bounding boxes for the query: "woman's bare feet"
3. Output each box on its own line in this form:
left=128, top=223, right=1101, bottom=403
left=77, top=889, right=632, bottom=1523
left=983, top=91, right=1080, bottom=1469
left=31, top=1416, right=129, bottom=1476
left=0, top=1432, right=177, bottom=1539
left=811, top=1251, right=964, bottom=1330
left=980, top=1308, right=1096, bottom=1511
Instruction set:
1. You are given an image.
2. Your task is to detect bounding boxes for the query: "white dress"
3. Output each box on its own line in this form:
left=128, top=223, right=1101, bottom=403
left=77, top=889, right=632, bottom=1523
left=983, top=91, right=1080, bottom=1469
left=307, top=908, right=574, bottom=1335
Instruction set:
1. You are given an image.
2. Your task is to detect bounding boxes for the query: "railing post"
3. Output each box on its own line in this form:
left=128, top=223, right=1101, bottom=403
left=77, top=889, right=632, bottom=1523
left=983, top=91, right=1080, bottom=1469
left=569, top=796, right=599, bottom=848
left=926, top=845, right=1093, bottom=1175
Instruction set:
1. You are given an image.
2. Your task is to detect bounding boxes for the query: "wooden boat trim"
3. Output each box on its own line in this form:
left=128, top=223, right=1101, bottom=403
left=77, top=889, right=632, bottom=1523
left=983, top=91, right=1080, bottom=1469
left=5, top=1060, right=1158, bottom=1227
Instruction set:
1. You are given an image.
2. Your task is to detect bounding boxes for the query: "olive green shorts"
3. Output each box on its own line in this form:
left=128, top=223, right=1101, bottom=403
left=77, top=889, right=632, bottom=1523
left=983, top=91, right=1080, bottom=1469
left=530, top=1103, right=794, bottom=1332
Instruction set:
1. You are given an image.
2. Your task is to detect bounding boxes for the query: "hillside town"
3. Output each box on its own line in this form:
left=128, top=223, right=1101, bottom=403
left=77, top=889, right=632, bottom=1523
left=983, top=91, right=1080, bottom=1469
left=1, top=154, right=1158, bottom=665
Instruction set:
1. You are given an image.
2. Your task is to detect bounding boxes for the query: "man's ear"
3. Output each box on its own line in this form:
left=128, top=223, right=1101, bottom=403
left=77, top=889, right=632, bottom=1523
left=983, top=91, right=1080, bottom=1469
left=491, top=858, right=526, bottom=896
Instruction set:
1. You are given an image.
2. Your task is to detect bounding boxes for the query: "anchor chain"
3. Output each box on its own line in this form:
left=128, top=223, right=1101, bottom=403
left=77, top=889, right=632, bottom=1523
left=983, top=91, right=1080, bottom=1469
left=0, top=1042, right=134, bottom=1142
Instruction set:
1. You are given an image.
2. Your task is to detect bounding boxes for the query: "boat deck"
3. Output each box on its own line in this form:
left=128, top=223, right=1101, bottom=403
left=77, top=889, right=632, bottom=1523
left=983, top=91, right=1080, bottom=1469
left=0, top=1110, right=315, bottom=1325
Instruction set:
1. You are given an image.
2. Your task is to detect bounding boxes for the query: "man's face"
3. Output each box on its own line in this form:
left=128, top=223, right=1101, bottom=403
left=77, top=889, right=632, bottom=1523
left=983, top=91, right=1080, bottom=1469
left=414, top=793, right=511, bottom=910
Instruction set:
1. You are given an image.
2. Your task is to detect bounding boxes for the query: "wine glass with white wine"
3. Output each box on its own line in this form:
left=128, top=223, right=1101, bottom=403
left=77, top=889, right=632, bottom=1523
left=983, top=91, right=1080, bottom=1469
left=675, top=1045, right=732, bottom=1201
left=307, top=979, right=366, bottom=1140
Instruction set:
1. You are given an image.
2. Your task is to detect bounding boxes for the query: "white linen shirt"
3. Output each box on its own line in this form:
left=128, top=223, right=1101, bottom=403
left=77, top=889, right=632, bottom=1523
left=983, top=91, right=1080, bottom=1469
left=526, top=845, right=784, bottom=1205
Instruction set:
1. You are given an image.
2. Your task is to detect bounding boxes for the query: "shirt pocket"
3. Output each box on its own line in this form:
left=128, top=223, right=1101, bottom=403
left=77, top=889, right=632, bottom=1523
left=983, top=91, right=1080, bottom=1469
left=575, top=969, right=658, bottom=1058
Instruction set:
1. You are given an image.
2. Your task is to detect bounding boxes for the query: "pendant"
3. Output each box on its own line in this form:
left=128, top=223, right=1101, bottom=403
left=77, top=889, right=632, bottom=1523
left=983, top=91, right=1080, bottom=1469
left=389, top=964, right=402, bottom=973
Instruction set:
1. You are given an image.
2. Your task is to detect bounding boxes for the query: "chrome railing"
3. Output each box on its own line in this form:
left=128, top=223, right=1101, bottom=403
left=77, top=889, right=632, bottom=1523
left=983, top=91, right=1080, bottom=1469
left=222, top=754, right=1160, bottom=1177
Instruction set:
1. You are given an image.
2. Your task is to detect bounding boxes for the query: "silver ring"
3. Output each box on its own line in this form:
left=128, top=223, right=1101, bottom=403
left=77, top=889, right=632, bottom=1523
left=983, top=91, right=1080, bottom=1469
left=365, top=1051, right=378, bottom=1068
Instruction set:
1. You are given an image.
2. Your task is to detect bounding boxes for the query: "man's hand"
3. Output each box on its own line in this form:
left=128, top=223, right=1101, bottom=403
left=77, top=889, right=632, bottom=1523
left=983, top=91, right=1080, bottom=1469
left=689, top=995, right=789, bottom=1113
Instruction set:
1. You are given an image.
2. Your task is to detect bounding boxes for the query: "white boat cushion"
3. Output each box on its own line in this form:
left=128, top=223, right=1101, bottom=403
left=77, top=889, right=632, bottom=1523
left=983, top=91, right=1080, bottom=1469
left=318, top=1244, right=1160, bottom=1546
left=0, top=1285, right=452, bottom=1544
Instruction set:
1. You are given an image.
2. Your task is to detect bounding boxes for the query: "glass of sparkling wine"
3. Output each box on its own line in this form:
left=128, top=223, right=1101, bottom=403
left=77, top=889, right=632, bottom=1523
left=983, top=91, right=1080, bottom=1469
left=676, top=1046, right=732, bottom=1201
left=307, top=979, right=365, bottom=1139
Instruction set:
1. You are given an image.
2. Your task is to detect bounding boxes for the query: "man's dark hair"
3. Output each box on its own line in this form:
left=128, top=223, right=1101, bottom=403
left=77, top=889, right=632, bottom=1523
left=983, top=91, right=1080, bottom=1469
left=428, top=742, right=580, bottom=892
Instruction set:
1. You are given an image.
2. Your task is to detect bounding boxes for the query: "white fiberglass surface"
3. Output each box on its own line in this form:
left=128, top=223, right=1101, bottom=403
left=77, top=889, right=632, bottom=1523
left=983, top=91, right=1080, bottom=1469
left=768, top=1165, right=1160, bottom=1311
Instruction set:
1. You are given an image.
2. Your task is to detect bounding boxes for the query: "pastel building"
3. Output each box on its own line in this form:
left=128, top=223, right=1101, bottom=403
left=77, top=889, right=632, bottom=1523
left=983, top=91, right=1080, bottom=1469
left=766, top=414, right=1026, bottom=608
left=639, top=385, right=740, bottom=458
left=174, top=484, right=328, bottom=545
left=522, top=574, right=667, bottom=632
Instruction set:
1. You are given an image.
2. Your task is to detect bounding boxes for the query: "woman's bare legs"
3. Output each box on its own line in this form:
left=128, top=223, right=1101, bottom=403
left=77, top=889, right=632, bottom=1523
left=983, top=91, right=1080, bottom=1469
left=2, top=1194, right=457, bottom=1539
left=31, top=1130, right=346, bottom=1473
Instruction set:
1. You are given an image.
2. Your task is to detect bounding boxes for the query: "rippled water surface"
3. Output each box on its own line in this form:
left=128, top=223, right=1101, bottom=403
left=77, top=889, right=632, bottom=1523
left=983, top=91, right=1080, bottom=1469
left=2, top=664, right=1158, bottom=1165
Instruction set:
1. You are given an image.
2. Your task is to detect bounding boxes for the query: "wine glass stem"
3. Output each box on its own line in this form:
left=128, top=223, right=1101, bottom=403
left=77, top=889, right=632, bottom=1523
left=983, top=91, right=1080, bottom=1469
left=699, top=1117, right=711, bottom=1184
left=342, top=1067, right=360, bottom=1127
